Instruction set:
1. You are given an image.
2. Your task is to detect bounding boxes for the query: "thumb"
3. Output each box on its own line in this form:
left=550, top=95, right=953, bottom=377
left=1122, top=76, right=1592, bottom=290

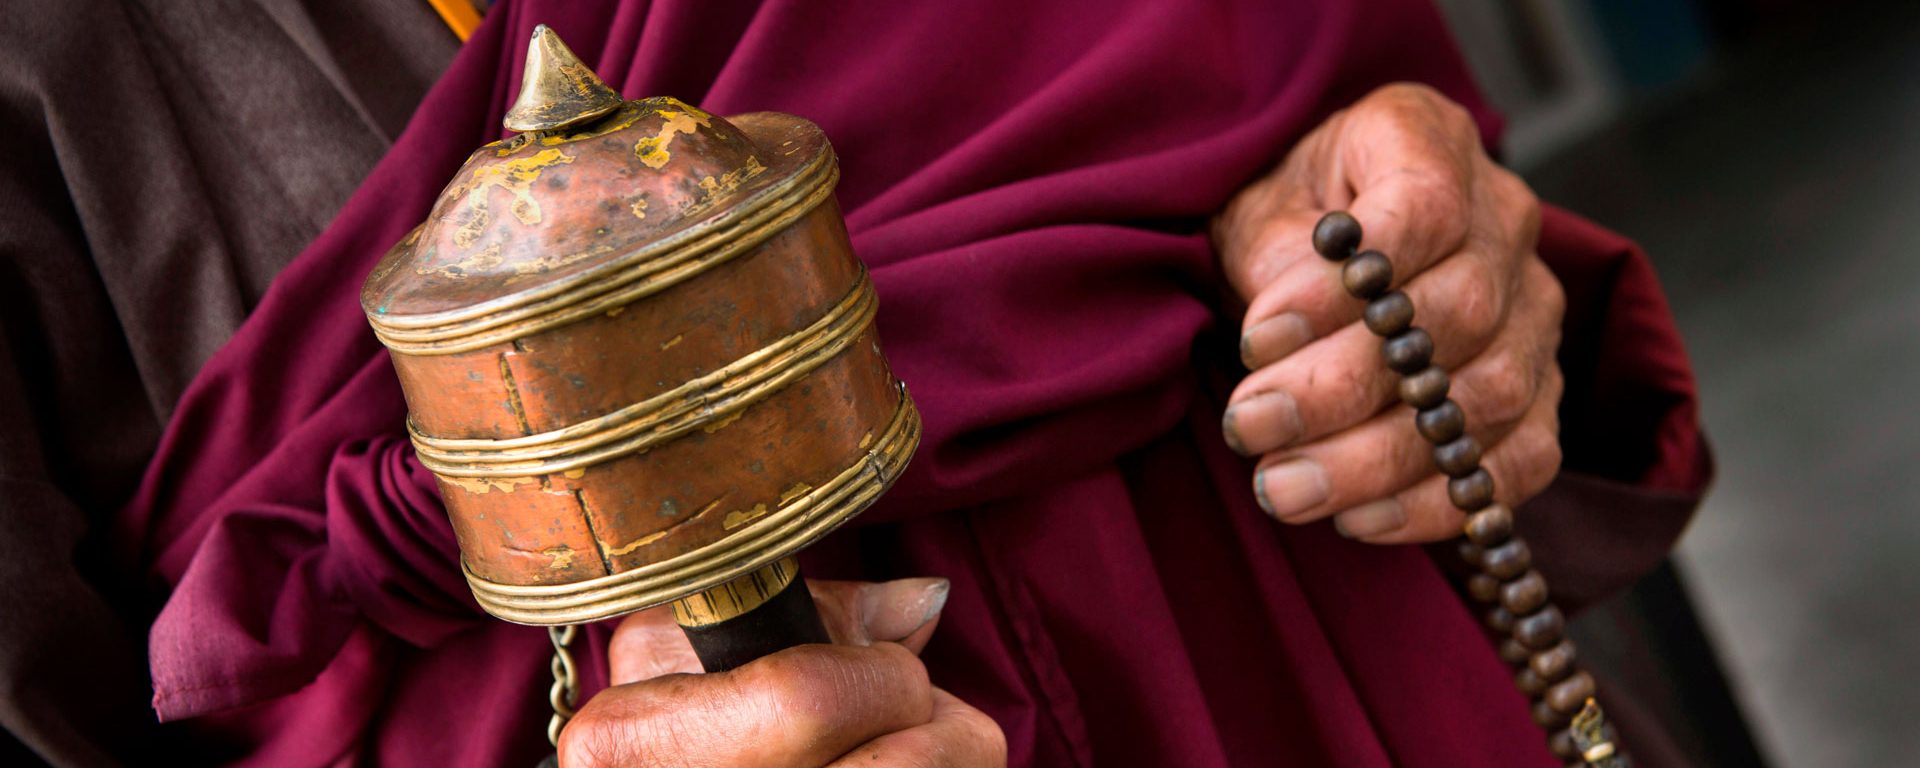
left=608, top=577, right=951, bottom=685
left=810, top=577, right=951, bottom=653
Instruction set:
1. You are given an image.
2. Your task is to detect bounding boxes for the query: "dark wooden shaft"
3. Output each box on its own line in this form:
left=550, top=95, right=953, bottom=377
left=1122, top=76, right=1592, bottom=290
left=672, top=557, right=830, bottom=672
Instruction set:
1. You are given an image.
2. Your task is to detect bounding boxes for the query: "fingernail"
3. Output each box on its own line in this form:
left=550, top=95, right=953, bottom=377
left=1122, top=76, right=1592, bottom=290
left=859, top=577, right=950, bottom=642
left=1222, top=391, right=1302, bottom=457
left=1239, top=313, right=1313, bottom=370
left=1333, top=499, right=1406, bottom=539
left=1255, top=460, right=1329, bottom=520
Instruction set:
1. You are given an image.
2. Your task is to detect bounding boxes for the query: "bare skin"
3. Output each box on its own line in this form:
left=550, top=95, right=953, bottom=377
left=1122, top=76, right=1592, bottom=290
left=559, top=578, right=1007, bottom=768
left=1213, top=82, right=1565, bottom=545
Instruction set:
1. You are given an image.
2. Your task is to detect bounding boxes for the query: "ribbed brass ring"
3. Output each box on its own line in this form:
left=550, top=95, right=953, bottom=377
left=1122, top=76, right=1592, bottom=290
left=411, top=273, right=878, bottom=478
left=369, top=146, right=837, bottom=355
left=465, top=388, right=919, bottom=625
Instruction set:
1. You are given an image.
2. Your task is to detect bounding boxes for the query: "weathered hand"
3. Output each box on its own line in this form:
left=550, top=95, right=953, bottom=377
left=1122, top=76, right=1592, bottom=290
left=1212, top=83, right=1565, bottom=545
left=561, top=578, right=1006, bottom=767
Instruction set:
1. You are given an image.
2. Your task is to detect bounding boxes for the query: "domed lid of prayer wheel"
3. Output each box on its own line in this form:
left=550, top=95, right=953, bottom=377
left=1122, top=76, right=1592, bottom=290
left=361, top=24, right=836, bottom=352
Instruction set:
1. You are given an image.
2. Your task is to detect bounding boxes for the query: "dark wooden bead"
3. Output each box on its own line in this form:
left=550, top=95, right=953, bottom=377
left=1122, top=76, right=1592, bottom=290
left=1515, top=667, right=1549, bottom=696
left=1533, top=698, right=1571, bottom=729
left=1364, top=291, right=1415, bottom=336
left=1546, top=671, right=1597, bottom=716
left=1530, top=640, right=1577, bottom=683
left=1515, top=605, right=1566, bottom=651
left=1481, top=539, right=1531, bottom=580
left=1448, top=468, right=1495, bottom=511
left=1549, top=729, right=1581, bottom=760
left=1463, top=504, right=1513, bottom=547
left=1467, top=573, right=1500, bottom=603
left=1485, top=606, right=1516, bottom=634
left=1415, top=400, right=1465, bottom=443
left=1434, top=435, right=1483, bottom=478
left=1500, top=570, right=1549, bottom=615
left=1456, top=539, right=1485, bottom=568
left=1312, top=211, right=1362, bottom=260
left=1342, top=250, right=1393, bottom=299
left=1499, top=638, right=1532, bottom=665
left=1399, top=367, right=1449, bottom=410
left=1382, top=328, right=1434, bottom=374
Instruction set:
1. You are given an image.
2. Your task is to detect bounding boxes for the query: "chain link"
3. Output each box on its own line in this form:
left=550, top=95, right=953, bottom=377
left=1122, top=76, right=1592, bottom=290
left=547, top=625, right=580, bottom=748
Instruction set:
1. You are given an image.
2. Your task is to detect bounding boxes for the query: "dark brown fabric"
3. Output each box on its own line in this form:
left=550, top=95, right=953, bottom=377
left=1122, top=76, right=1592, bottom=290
left=0, top=1, right=455, bottom=763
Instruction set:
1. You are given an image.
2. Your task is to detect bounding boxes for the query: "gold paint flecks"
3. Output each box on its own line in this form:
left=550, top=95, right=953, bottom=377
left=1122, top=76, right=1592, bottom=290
left=659, top=334, right=683, bottom=351
left=418, top=241, right=503, bottom=279
left=698, top=156, right=768, bottom=199
left=604, top=529, right=668, bottom=557
left=545, top=546, right=576, bottom=570
left=723, top=503, right=768, bottom=530
left=701, top=410, right=745, bottom=434
left=602, top=497, right=721, bottom=556
left=634, top=105, right=712, bottom=169
left=442, top=474, right=539, bottom=494
left=450, top=148, right=577, bottom=248
left=629, top=196, right=649, bottom=220
left=778, top=482, right=813, bottom=507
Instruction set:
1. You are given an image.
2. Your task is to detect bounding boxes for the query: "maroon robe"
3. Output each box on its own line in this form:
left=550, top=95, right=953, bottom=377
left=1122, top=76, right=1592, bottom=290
left=118, top=1, right=1711, bottom=766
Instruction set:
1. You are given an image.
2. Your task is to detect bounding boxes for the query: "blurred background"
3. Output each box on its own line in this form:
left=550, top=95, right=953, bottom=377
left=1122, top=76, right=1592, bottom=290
left=1433, top=0, right=1920, bottom=765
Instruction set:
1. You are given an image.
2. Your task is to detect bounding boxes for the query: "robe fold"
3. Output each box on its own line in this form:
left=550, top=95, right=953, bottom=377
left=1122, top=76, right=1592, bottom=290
left=0, top=0, right=453, bottom=763
left=117, top=1, right=1711, bottom=765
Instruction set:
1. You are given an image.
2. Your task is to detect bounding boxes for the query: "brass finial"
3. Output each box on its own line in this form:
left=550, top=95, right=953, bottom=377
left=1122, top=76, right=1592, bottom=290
left=503, top=25, right=624, bottom=133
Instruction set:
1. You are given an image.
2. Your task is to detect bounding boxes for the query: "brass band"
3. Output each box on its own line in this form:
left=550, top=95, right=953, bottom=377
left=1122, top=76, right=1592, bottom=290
left=671, top=557, right=802, bottom=627
left=369, top=141, right=837, bottom=355
left=465, top=387, right=919, bottom=625
left=410, top=272, right=879, bottom=477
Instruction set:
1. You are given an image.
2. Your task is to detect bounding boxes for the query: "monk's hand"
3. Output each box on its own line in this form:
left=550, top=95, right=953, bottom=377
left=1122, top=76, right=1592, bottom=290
left=1211, top=82, right=1564, bottom=545
left=560, top=578, right=1007, bottom=768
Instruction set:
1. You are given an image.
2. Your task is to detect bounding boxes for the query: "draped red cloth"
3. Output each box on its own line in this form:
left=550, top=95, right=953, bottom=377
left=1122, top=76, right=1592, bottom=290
left=117, top=0, right=1710, bottom=765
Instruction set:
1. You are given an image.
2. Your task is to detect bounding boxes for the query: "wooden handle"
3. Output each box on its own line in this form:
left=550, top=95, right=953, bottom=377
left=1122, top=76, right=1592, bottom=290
left=672, top=557, right=829, bottom=672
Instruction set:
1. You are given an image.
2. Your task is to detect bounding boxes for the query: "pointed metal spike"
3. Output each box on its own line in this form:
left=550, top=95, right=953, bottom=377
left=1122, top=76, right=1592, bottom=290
left=503, top=24, right=623, bottom=133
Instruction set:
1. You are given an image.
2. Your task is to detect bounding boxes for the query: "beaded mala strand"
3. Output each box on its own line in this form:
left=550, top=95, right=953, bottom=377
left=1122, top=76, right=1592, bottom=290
left=1311, top=211, right=1626, bottom=768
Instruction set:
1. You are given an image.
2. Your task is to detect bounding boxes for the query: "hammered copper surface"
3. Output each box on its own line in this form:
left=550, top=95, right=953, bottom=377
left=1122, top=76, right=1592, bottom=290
left=360, top=28, right=914, bottom=609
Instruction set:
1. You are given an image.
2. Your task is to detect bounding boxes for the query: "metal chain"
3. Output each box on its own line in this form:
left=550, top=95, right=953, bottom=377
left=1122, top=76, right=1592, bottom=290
left=547, top=625, right=579, bottom=748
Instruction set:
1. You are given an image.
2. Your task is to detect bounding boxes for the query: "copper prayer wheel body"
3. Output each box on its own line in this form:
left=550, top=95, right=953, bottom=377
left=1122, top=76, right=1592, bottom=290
left=360, top=30, right=917, bottom=626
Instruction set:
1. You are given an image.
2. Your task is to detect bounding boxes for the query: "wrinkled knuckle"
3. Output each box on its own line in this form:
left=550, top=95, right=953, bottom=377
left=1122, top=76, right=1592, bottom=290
left=1473, top=352, right=1535, bottom=428
left=558, top=704, right=646, bottom=768
left=1538, top=430, right=1565, bottom=479
left=1494, top=169, right=1542, bottom=244
left=1450, top=266, right=1502, bottom=343
left=1375, top=81, right=1475, bottom=133
left=737, top=653, right=835, bottom=732
left=1439, top=98, right=1477, bottom=136
left=970, top=711, right=1011, bottom=765
left=1372, top=81, right=1443, bottom=109
left=555, top=712, right=601, bottom=768
left=1535, top=264, right=1567, bottom=324
left=1543, top=364, right=1566, bottom=405
left=1357, top=83, right=1431, bottom=128
left=1509, top=425, right=1564, bottom=501
left=1433, top=189, right=1473, bottom=250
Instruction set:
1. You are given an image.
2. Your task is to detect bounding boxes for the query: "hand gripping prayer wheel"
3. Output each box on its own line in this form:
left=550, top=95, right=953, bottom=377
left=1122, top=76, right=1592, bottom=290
left=360, top=23, right=920, bottom=695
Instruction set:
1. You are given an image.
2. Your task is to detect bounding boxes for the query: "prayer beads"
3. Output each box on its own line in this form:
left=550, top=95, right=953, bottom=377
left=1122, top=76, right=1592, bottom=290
left=1312, top=210, right=1625, bottom=768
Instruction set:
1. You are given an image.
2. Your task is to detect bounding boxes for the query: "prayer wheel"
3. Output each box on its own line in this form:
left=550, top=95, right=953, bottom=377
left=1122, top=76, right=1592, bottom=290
left=360, top=25, right=918, bottom=678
